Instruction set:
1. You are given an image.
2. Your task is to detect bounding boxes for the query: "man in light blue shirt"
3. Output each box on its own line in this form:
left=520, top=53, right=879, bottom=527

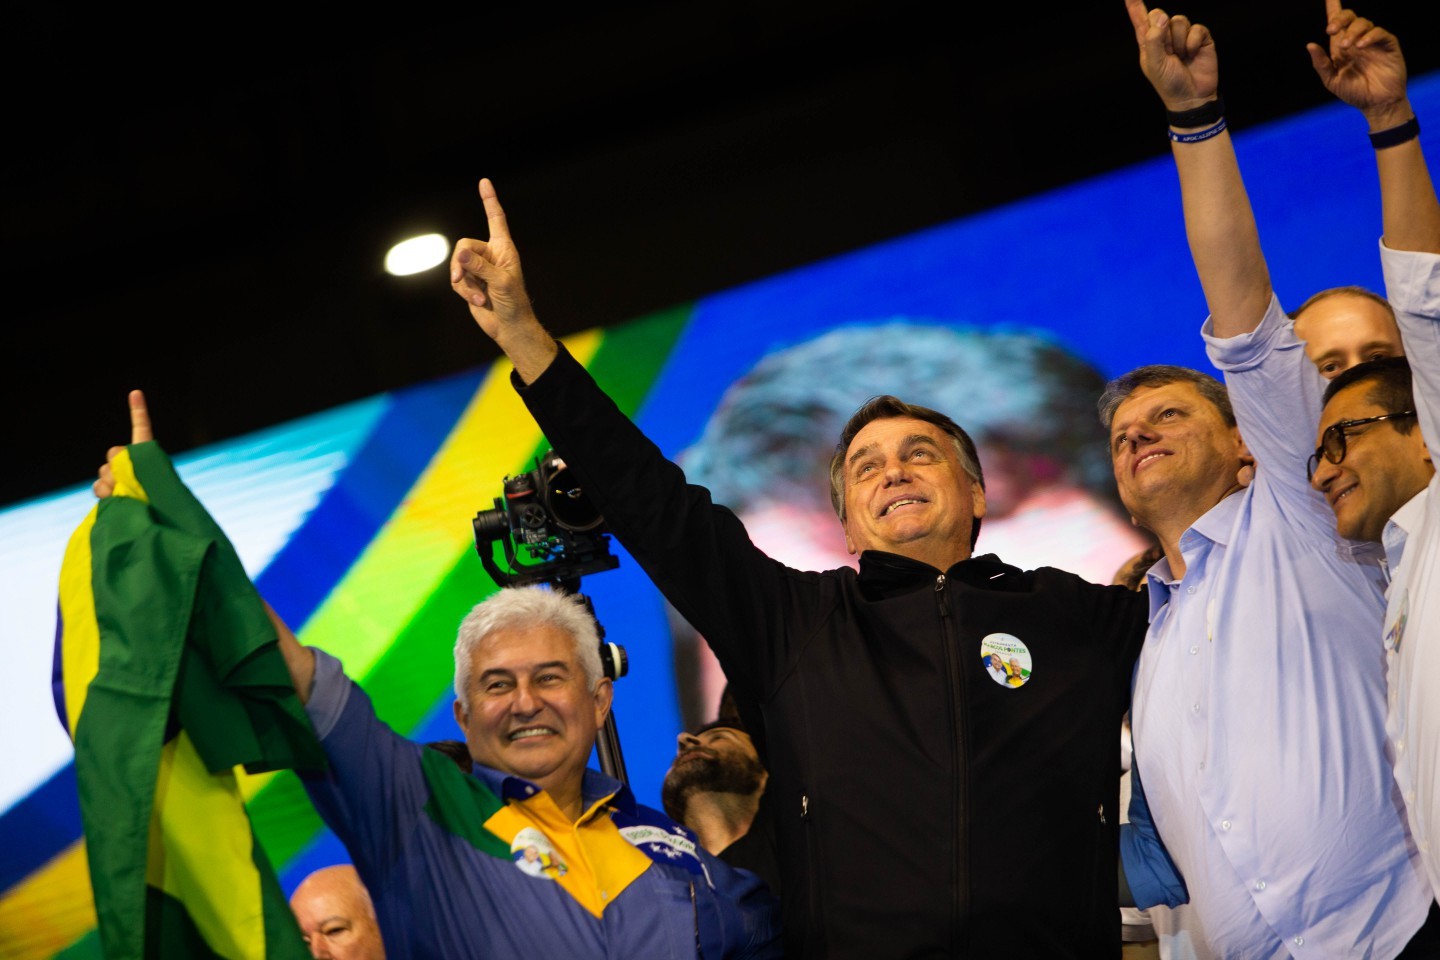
left=1112, top=2, right=1434, bottom=957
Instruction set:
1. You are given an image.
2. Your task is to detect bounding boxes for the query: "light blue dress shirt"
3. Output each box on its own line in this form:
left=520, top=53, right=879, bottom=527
left=1130, top=295, right=1432, bottom=959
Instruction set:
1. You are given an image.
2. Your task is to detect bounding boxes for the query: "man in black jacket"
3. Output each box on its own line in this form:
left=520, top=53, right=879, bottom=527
left=450, top=182, right=1149, bottom=958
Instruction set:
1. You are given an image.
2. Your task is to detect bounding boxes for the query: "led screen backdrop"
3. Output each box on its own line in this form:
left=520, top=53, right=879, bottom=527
left=2, top=79, right=1436, bottom=957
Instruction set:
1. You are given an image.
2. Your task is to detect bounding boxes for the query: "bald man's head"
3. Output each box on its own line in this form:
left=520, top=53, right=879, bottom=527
left=290, top=865, right=385, bottom=960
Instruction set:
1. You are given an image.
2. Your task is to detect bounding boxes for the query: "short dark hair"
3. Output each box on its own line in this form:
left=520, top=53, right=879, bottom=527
left=1322, top=357, right=1418, bottom=435
left=1288, top=284, right=1395, bottom=323
left=1098, top=365, right=1236, bottom=432
left=829, top=395, right=986, bottom=549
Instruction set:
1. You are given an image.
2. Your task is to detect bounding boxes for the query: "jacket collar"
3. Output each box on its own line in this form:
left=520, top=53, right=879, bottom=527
left=857, top=549, right=1021, bottom=601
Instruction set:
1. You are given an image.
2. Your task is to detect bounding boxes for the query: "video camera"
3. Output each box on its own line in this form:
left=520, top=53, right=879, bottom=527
left=472, top=450, right=620, bottom=590
left=472, top=450, right=629, bottom=781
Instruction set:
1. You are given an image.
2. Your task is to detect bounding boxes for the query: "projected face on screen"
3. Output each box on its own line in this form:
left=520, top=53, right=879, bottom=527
left=668, top=322, right=1148, bottom=724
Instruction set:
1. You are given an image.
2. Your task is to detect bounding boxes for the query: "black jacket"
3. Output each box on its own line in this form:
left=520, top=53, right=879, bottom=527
left=521, top=347, right=1148, bottom=958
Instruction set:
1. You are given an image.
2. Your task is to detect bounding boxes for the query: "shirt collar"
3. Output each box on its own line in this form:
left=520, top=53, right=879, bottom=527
left=469, top=763, right=637, bottom=816
left=1185, top=488, right=1244, bottom=549
left=857, top=549, right=1021, bottom=600
left=1143, top=491, right=1245, bottom=621
left=1383, top=486, right=1429, bottom=570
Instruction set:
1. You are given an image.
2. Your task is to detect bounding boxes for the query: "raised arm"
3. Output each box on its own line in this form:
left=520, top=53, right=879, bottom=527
left=93, top=390, right=317, bottom=701
left=449, top=179, right=559, bottom=383
left=1124, top=0, right=1273, bottom=336
left=1307, top=1, right=1440, bottom=255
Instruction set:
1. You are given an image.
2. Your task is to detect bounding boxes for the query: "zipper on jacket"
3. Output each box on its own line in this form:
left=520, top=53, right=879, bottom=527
left=935, top=572, right=967, bottom=952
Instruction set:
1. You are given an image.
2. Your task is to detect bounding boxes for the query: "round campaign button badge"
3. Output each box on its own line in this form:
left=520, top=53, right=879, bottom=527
left=511, top=827, right=567, bottom=880
left=980, top=633, right=1033, bottom=689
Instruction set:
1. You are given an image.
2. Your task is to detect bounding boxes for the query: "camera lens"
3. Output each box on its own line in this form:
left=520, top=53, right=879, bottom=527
left=544, top=464, right=604, bottom=532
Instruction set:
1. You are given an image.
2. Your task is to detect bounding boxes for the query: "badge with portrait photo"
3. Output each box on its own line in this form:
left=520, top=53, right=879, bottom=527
left=510, top=827, right=567, bottom=880
left=980, top=633, right=1033, bottom=689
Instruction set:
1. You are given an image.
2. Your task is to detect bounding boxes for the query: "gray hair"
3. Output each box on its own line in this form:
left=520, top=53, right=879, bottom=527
left=453, top=587, right=602, bottom=707
left=1097, top=365, right=1236, bottom=432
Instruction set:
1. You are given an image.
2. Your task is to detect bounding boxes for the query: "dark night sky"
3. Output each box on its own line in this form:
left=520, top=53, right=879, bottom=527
left=7, top=1, right=1437, bottom=506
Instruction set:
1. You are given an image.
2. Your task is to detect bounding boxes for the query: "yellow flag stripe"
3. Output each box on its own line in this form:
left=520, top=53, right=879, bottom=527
left=147, top=734, right=267, bottom=960
left=292, top=332, right=603, bottom=682
left=57, top=508, right=99, bottom=736
left=0, top=840, right=95, bottom=960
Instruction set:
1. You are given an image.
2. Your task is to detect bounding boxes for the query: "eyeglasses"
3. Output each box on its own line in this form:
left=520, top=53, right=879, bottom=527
left=1306, top=411, right=1417, bottom=481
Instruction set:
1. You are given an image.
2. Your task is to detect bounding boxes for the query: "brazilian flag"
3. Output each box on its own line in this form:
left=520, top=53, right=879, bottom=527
left=54, top=441, right=324, bottom=959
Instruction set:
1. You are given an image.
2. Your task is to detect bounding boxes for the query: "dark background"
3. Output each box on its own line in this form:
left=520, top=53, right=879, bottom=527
left=7, top=2, right=1437, bottom=506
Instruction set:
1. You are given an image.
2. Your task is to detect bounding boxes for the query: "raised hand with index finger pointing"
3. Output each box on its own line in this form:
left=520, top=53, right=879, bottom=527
left=449, top=178, right=558, bottom=384
left=1306, top=1, right=1409, bottom=130
left=93, top=389, right=154, bottom=499
left=1124, top=0, right=1218, bottom=113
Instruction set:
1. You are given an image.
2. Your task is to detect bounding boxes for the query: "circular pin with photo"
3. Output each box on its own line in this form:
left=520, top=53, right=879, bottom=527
left=979, top=633, right=1033, bottom=689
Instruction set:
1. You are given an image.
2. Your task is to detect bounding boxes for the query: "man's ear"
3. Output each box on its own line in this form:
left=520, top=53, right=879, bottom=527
left=453, top=698, right=467, bottom=734
left=971, top=484, right=987, bottom=521
left=1233, top=430, right=1255, bottom=488
left=593, top=677, right=614, bottom=726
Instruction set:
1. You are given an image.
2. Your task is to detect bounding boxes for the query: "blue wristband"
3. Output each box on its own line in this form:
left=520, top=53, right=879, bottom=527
left=1169, top=117, right=1227, bottom=144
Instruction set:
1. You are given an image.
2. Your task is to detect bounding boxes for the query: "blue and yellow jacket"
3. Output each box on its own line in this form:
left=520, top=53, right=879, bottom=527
left=302, top=650, right=781, bottom=959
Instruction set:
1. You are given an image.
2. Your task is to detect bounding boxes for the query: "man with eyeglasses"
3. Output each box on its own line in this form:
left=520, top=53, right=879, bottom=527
left=1306, top=69, right=1439, bottom=902
left=1112, top=1, right=1437, bottom=955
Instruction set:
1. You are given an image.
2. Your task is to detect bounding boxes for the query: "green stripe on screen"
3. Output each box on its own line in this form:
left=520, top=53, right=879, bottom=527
left=586, top=305, right=692, bottom=409
left=247, top=306, right=693, bottom=871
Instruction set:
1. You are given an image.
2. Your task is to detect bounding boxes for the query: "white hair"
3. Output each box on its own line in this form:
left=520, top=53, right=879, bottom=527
left=453, top=587, right=602, bottom=708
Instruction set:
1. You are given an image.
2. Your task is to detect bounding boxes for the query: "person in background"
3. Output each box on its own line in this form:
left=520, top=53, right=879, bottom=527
left=662, top=713, right=779, bottom=895
left=289, top=865, right=386, bottom=960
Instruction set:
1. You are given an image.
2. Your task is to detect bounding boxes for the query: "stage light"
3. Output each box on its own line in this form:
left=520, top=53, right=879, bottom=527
left=384, top=233, right=449, bottom=276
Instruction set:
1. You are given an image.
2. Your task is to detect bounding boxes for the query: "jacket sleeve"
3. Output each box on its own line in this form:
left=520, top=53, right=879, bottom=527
left=301, top=649, right=430, bottom=877
left=515, top=344, right=816, bottom=703
left=1119, top=656, right=1188, bottom=910
left=689, top=840, right=783, bottom=960
left=1120, top=748, right=1189, bottom=910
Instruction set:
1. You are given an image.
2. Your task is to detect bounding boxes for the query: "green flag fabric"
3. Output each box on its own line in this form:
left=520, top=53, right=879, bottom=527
left=55, top=441, right=323, bottom=959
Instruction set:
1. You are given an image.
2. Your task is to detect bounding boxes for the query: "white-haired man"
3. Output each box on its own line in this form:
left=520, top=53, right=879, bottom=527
left=96, top=426, right=782, bottom=960
left=282, top=585, right=780, bottom=959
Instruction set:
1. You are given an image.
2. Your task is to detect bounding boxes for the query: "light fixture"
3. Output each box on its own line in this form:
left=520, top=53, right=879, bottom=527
left=384, top=233, right=449, bottom=276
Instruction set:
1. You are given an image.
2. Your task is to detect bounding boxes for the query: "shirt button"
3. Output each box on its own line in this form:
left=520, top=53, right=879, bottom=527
left=1192, top=703, right=1201, bottom=714
left=601, top=891, right=608, bottom=900
left=1189, top=645, right=1199, bottom=655
left=1187, top=585, right=1197, bottom=594
left=1198, top=761, right=1205, bottom=771
left=1396, top=740, right=1406, bottom=754
left=1221, top=819, right=1232, bottom=831
left=1254, top=880, right=1267, bottom=891
left=1293, top=936, right=1304, bottom=946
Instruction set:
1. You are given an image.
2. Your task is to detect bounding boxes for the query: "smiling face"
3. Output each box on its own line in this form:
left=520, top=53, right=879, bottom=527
left=840, top=416, right=986, bottom=571
left=452, top=623, right=611, bottom=804
left=1109, top=382, right=1249, bottom=533
left=1310, top=383, right=1432, bottom=543
left=1293, top=293, right=1404, bottom=380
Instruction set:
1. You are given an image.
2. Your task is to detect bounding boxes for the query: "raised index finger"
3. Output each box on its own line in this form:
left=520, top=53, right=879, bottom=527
left=1324, top=0, right=1341, bottom=21
left=1124, top=0, right=1151, bottom=34
left=479, top=178, right=510, bottom=243
left=128, top=389, right=153, bottom=444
